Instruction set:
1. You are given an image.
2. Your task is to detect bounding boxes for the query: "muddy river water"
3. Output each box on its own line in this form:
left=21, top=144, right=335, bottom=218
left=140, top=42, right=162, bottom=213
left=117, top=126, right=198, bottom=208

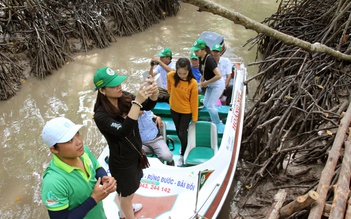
left=0, top=1, right=278, bottom=218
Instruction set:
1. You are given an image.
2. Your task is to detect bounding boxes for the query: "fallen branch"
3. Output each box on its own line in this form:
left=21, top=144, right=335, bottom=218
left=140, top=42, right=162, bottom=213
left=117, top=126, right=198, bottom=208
left=280, top=190, right=319, bottom=218
left=265, top=189, right=287, bottom=219
left=308, top=102, right=351, bottom=218
left=329, top=135, right=351, bottom=218
left=182, top=0, right=351, bottom=61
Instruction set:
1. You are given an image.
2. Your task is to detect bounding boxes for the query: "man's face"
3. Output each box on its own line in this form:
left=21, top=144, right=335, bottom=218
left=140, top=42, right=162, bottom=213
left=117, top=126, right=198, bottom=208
left=211, top=50, right=221, bottom=59
left=52, top=132, right=84, bottom=158
left=160, top=56, right=170, bottom=64
left=191, top=58, right=199, bottom=67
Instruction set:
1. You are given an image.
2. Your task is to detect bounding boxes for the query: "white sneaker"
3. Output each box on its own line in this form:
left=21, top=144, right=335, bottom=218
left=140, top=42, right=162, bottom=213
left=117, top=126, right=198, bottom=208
left=177, top=156, right=183, bottom=167
left=118, top=203, right=143, bottom=218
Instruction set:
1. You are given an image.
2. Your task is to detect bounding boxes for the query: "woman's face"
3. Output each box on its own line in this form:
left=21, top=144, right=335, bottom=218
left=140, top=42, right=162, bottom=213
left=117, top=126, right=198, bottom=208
left=194, top=49, right=205, bottom=58
left=177, top=67, right=189, bottom=80
left=101, top=84, right=123, bottom=99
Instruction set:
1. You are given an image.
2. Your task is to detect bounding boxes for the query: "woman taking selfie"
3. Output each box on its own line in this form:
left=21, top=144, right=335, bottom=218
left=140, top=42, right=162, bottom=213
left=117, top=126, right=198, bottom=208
left=93, top=67, right=158, bottom=219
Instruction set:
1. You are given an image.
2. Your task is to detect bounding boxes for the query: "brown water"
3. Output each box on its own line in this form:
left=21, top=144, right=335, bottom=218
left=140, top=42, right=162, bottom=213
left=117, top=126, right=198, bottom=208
left=0, top=1, right=277, bottom=218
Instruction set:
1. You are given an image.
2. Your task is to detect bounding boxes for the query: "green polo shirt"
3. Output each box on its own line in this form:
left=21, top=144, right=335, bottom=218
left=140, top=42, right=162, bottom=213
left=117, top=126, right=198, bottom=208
left=41, top=145, right=106, bottom=219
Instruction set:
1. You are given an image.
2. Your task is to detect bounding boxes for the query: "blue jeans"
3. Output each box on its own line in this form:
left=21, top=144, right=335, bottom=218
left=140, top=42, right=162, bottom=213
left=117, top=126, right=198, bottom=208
left=203, top=78, right=225, bottom=124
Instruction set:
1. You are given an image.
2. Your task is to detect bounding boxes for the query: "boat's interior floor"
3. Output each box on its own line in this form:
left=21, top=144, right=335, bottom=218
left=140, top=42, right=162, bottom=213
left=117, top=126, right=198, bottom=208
left=148, top=103, right=228, bottom=166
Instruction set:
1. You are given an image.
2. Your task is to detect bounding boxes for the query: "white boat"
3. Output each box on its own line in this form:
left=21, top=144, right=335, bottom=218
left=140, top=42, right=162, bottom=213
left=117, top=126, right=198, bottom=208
left=98, top=53, right=247, bottom=218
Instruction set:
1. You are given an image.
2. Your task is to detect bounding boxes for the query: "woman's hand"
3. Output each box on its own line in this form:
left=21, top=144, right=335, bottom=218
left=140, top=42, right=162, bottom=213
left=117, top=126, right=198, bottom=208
left=145, top=77, right=159, bottom=101
left=134, top=81, right=150, bottom=103
left=200, top=80, right=208, bottom=88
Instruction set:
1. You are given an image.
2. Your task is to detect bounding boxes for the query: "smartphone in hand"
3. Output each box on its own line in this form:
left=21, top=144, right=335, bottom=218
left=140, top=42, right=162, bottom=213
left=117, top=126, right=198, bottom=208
left=148, top=74, right=160, bottom=85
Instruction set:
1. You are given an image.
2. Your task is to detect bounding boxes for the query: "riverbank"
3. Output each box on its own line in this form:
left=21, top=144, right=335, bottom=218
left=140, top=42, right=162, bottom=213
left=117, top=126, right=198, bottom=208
left=0, top=0, right=180, bottom=100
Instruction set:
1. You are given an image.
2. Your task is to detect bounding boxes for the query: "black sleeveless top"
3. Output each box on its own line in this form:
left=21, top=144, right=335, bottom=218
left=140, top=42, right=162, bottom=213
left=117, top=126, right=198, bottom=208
left=199, top=54, right=217, bottom=81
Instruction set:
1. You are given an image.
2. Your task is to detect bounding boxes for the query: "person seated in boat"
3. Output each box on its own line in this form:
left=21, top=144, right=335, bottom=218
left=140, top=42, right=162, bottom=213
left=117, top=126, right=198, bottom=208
left=149, top=47, right=176, bottom=102
left=137, top=110, right=174, bottom=166
left=190, top=39, right=225, bottom=124
left=167, top=58, right=198, bottom=167
left=211, top=44, right=232, bottom=105
left=41, top=117, right=117, bottom=219
left=190, top=52, right=203, bottom=94
left=224, top=65, right=236, bottom=105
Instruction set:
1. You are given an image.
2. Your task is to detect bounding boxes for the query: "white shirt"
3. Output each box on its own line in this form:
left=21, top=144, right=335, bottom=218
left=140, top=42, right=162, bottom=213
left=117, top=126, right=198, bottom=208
left=217, top=57, right=232, bottom=82
left=154, top=61, right=176, bottom=89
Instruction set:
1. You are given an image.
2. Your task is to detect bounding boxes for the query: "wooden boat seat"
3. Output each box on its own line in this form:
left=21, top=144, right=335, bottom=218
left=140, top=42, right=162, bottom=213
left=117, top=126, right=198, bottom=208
left=184, top=121, right=218, bottom=166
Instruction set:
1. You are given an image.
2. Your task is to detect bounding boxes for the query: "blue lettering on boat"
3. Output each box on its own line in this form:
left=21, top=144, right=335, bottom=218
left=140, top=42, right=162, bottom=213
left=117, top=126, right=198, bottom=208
left=161, top=177, right=174, bottom=184
left=147, top=173, right=160, bottom=182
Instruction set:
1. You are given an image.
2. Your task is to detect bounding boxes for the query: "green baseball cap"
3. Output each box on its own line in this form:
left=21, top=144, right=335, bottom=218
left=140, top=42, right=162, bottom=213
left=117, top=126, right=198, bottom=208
left=190, top=52, right=199, bottom=60
left=190, top=39, right=207, bottom=51
left=93, top=67, right=127, bottom=91
left=157, top=48, right=172, bottom=57
left=212, top=44, right=222, bottom=52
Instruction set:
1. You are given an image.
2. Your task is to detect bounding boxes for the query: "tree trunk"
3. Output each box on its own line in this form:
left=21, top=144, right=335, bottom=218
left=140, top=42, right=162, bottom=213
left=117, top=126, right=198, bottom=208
left=329, top=136, right=351, bottom=218
left=279, top=191, right=319, bottom=218
left=265, top=189, right=287, bottom=219
left=182, top=0, right=351, bottom=61
left=346, top=192, right=351, bottom=219
left=308, top=103, right=351, bottom=219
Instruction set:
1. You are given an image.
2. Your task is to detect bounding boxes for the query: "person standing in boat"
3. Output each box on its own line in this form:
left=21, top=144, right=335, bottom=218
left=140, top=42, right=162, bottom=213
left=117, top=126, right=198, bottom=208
left=93, top=67, right=158, bottom=219
left=137, top=110, right=174, bottom=166
left=190, top=39, right=225, bottom=124
left=167, top=58, right=198, bottom=167
left=190, top=52, right=203, bottom=94
left=149, top=47, right=176, bottom=102
left=211, top=43, right=233, bottom=105
left=41, top=117, right=117, bottom=219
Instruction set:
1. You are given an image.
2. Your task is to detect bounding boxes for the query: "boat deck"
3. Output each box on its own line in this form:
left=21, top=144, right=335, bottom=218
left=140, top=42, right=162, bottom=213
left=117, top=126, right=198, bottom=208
left=149, top=102, right=228, bottom=163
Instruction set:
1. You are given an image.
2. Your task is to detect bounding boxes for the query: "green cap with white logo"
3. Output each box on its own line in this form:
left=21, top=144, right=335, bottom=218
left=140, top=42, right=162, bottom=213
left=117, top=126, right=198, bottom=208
left=157, top=48, right=172, bottom=57
left=190, top=39, right=207, bottom=51
left=93, top=67, right=127, bottom=91
left=212, top=44, right=222, bottom=52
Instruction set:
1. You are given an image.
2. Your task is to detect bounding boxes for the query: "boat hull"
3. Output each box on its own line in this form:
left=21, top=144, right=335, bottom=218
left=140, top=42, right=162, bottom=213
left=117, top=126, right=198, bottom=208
left=98, top=60, right=247, bottom=219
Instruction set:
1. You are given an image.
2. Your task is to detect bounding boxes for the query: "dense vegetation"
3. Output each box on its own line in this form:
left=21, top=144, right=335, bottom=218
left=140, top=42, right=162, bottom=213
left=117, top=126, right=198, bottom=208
left=0, top=0, right=180, bottom=100
left=239, top=0, right=351, bottom=217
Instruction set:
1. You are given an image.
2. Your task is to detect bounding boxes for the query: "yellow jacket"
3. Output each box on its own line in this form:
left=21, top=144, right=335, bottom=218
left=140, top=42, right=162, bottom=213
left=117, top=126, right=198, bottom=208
left=167, top=71, right=198, bottom=122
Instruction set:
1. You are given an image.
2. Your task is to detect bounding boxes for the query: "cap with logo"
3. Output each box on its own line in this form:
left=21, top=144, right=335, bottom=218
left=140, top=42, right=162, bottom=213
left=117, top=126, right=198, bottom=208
left=93, top=67, right=127, bottom=91
left=190, top=39, right=207, bottom=51
left=157, top=48, right=172, bottom=57
left=190, top=52, right=199, bottom=60
left=212, top=44, right=222, bottom=52
left=42, top=117, right=84, bottom=147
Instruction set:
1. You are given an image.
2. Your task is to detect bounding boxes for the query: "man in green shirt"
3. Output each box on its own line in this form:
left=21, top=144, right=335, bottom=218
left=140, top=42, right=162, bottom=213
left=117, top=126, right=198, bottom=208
left=41, top=117, right=116, bottom=219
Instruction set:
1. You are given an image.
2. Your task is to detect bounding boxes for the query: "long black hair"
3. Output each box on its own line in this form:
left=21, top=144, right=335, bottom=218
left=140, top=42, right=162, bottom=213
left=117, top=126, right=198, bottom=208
left=174, top=57, right=195, bottom=87
left=93, top=90, right=132, bottom=118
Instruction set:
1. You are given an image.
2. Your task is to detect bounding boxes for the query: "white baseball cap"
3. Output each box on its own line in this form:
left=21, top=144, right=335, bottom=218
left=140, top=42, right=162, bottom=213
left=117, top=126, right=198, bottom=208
left=42, top=117, right=84, bottom=147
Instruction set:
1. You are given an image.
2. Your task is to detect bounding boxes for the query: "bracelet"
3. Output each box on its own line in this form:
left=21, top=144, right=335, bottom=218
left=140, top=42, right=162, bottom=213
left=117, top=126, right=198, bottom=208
left=131, top=100, right=142, bottom=108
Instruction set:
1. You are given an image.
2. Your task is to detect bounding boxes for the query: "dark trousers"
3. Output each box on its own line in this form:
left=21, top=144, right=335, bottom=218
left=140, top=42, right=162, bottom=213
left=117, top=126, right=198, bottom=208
left=170, top=109, right=192, bottom=156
